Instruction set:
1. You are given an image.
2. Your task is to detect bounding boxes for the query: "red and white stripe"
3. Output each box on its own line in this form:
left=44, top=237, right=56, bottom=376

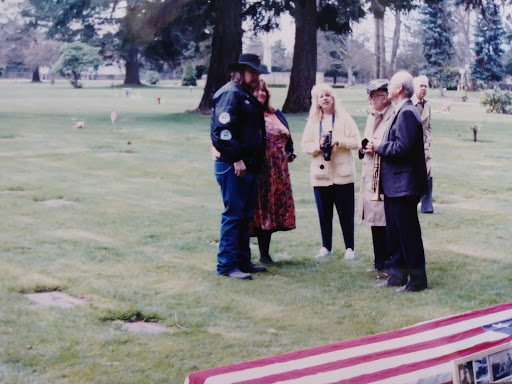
left=185, top=302, right=512, bottom=384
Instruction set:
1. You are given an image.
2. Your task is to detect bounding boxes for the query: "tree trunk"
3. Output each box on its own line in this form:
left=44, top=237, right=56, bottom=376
left=473, top=130, right=477, bottom=142
left=439, top=70, right=445, bottom=97
left=372, top=0, right=385, bottom=79
left=124, top=43, right=141, bottom=85
left=31, top=67, right=41, bottom=83
left=197, top=0, right=242, bottom=114
left=379, top=17, right=386, bottom=78
left=374, top=16, right=381, bottom=78
left=374, top=17, right=386, bottom=78
left=282, top=0, right=317, bottom=113
left=71, top=71, right=79, bottom=88
left=453, top=6, right=472, bottom=69
left=347, top=66, right=354, bottom=87
left=389, top=11, right=401, bottom=76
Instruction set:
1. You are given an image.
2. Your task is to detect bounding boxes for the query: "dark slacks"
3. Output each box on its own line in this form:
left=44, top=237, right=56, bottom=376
left=313, top=183, right=354, bottom=251
left=384, top=195, right=428, bottom=290
left=421, top=177, right=434, bottom=213
left=371, top=226, right=388, bottom=271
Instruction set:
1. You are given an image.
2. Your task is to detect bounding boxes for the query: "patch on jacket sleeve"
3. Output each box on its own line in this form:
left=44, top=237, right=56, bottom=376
left=220, top=129, right=232, bottom=140
left=218, top=112, right=231, bottom=125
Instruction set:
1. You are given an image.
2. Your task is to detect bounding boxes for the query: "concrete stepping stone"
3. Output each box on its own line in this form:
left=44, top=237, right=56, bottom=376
left=24, top=291, right=87, bottom=308
left=40, top=199, right=76, bottom=207
left=121, top=321, right=170, bottom=334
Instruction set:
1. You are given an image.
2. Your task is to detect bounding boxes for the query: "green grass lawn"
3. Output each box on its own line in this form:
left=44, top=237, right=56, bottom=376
left=1, top=79, right=511, bottom=384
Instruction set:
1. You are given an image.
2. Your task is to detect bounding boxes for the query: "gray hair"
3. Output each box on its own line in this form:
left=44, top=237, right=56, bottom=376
left=414, top=75, right=429, bottom=88
left=392, top=71, right=415, bottom=98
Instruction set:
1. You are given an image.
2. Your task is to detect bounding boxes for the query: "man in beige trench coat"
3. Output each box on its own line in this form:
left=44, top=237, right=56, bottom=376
left=358, top=79, right=394, bottom=278
left=411, top=75, right=434, bottom=213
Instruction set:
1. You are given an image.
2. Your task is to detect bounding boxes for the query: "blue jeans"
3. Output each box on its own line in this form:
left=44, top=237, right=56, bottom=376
left=214, top=161, right=257, bottom=275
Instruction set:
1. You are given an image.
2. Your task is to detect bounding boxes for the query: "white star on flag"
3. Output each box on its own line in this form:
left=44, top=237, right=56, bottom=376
left=492, top=322, right=511, bottom=329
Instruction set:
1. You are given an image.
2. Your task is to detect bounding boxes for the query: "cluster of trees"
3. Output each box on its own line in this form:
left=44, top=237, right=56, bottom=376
left=0, top=0, right=511, bottom=112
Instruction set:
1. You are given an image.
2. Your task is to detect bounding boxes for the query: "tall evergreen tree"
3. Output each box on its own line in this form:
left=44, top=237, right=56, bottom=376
left=247, top=0, right=365, bottom=113
left=470, top=0, right=504, bottom=84
left=197, top=0, right=242, bottom=113
left=419, top=0, right=454, bottom=96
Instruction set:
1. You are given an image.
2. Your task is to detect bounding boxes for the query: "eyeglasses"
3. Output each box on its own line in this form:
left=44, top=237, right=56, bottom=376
left=368, top=93, right=387, bottom=99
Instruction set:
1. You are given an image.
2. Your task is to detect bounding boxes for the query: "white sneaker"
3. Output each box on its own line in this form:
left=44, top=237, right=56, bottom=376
left=315, top=247, right=332, bottom=259
left=344, top=248, right=355, bottom=260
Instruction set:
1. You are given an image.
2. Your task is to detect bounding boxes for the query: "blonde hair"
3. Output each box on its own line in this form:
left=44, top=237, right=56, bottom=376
left=308, top=83, right=342, bottom=123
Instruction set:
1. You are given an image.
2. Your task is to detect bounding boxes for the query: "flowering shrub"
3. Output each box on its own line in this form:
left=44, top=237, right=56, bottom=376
left=480, top=87, right=512, bottom=114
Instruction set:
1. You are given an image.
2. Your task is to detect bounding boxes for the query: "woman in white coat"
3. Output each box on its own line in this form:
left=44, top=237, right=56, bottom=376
left=301, top=84, right=360, bottom=260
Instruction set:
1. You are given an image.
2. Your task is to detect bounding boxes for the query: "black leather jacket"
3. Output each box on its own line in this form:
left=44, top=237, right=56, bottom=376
left=211, top=81, right=266, bottom=173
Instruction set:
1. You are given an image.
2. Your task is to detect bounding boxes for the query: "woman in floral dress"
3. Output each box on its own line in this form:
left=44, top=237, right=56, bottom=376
left=250, top=78, right=296, bottom=264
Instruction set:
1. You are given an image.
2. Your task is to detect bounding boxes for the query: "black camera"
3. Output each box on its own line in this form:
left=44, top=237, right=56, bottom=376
left=359, top=138, right=369, bottom=159
left=321, top=131, right=333, bottom=161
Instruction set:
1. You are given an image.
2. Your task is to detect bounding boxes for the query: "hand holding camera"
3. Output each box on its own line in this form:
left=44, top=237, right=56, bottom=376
left=359, top=138, right=369, bottom=159
left=321, top=131, right=333, bottom=161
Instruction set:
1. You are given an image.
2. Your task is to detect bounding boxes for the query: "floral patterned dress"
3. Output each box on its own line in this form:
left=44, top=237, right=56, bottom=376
left=250, top=112, right=296, bottom=234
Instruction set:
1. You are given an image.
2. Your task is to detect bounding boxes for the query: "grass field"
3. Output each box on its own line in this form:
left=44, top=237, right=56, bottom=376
left=1, top=79, right=511, bottom=384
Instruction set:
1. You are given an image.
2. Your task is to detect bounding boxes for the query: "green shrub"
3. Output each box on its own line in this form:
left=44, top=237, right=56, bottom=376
left=443, top=67, right=461, bottom=91
left=146, top=70, right=160, bottom=85
left=267, top=83, right=287, bottom=88
left=480, top=87, right=512, bottom=114
left=476, top=80, right=487, bottom=90
left=194, top=65, right=207, bottom=79
left=181, top=64, right=196, bottom=86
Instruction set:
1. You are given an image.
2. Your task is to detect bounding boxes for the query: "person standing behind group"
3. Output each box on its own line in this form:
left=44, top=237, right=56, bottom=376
left=358, top=79, right=394, bottom=278
left=211, top=53, right=269, bottom=280
left=365, top=70, right=428, bottom=292
left=301, top=83, right=360, bottom=260
left=412, top=75, right=435, bottom=214
left=250, top=78, right=296, bottom=264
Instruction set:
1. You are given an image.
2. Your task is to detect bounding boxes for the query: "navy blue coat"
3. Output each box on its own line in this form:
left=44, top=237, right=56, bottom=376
left=211, top=81, right=266, bottom=173
left=377, top=99, right=428, bottom=198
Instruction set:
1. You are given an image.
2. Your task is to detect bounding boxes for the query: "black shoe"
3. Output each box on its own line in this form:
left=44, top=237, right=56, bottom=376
left=226, top=269, right=253, bottom=280
left=375, top=278, right=407, bottom=288
left=240, top=264, right=267, bottom=273
left=396, top=284, right=427, bottom=293
left=259, top=255, right=274, bottom=264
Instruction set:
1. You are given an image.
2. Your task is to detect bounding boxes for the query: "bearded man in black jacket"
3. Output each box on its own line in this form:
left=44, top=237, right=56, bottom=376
left=211, top=53, right=269, bottom=280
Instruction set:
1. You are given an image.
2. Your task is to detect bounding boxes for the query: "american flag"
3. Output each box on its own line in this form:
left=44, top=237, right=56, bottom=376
left=185, top=302, right=512, bottom=384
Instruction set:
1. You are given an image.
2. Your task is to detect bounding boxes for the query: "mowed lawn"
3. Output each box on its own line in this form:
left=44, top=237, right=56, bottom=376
left=0, top=79, right=511, bottom=384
